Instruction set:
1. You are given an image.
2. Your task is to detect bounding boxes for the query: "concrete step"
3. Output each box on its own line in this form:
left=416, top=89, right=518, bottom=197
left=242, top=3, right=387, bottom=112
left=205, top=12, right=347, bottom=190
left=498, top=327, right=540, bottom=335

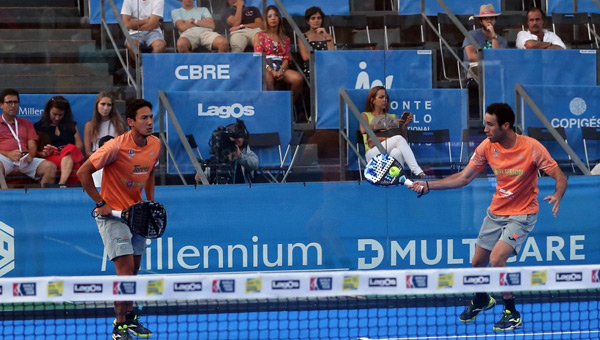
left=0, top=7, right=80, bottom=17
left=0, top=75, right=115, bottom=90
left=1, top=63, right=109, bottom=76
left=0, top=29, right=91, bottom=41
left=0, top=16, right=88, bottom=29
left=0, top=0, right=77, bottom=7
left=0, top=40, right=97, bottom=54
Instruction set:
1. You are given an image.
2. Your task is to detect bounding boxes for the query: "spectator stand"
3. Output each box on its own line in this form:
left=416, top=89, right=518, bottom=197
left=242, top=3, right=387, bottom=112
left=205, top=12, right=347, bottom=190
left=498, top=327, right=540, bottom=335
left=552, top=12, right=594, bottom=49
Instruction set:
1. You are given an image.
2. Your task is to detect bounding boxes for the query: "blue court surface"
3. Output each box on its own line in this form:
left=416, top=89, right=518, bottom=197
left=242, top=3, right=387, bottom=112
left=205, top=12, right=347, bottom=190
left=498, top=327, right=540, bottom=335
left=2, top=300, right=599, bottom=339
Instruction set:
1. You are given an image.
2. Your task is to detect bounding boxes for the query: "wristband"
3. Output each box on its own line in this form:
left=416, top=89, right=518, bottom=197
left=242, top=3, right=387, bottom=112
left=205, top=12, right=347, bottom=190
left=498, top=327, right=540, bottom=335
left=240, top=24, right=245, bottom=29
left=193, top=19, right=199, bottom=25
left=95, top=200, right=106, bottom=208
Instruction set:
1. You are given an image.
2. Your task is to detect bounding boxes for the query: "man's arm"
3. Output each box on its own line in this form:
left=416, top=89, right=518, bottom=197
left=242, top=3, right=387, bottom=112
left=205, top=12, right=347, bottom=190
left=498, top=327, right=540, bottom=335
left=410, top=165, right=480, bottom=194
left=138, top=14, right=162, bottom=31
left=77, top=160, right=112, bottom=216
left=543, top=166, right=567, bottom=217
left=122, top=14, right=149, bottom=30
left=144, top=169, right=155, bottom=201
left=226, top=0, right=244, bottom=27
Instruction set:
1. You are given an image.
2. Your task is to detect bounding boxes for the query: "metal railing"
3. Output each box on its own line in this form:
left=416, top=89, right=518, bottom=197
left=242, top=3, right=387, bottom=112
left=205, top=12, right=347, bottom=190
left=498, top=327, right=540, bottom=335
left=158, top=90, right=209, bottom=185
left=99, top=0, right=141, bottom=98
left=514, top=83, right=591, bottom=175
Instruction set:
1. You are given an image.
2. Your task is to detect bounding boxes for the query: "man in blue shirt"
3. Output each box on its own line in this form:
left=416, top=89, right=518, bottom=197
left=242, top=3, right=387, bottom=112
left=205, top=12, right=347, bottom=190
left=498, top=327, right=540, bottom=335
left=462, top=4, right=507, bottom=68
left=172, top=0, right=229, bottom=52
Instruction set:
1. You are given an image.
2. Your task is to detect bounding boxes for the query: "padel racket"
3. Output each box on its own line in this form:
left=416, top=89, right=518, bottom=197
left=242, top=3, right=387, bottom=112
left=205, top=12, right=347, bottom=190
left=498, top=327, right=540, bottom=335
left=109, top=201, right=167, bottom=239
left=364, top=154, right=426, bottom=197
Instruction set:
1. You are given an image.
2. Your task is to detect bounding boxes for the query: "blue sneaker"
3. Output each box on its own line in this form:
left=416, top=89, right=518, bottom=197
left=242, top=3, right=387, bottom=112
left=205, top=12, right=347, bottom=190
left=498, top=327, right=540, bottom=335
left=459, top=296, right=496, bottom=322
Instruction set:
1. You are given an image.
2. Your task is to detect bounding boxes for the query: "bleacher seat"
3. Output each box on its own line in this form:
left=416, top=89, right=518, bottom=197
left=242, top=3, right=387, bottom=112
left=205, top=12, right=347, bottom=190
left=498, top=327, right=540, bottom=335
left=552, top=12, right=594, bottom=49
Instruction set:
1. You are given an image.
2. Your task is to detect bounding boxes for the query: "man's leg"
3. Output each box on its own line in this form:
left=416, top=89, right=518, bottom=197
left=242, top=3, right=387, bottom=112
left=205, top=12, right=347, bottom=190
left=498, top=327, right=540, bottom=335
left=112, top=254, right=135, bottom=340
left=490, top=241, right=522, bottom=331
left=35, top=160, right=57, bottom=187
left=212, top=35, right=229, bottom=52
left=176, top=36, right=192, bottom=53
left=459, top=245, right=496, bottom=322
left=150, top=39, right=166, bottom=53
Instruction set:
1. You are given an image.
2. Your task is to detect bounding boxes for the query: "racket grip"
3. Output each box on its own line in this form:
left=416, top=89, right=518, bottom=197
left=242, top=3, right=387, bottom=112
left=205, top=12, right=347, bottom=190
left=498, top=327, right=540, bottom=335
left=111, top=210, right=122, bottom=219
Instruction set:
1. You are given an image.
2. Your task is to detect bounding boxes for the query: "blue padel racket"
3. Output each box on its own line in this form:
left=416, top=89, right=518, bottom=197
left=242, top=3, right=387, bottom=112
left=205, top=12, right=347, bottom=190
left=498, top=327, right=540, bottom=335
left=364, top=154, right=425, bottom=196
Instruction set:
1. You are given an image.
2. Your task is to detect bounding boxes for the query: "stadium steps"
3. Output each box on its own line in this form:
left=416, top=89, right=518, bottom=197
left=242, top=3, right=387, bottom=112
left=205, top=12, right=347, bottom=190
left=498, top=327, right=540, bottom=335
left=0, top=2, right=126, bottom=95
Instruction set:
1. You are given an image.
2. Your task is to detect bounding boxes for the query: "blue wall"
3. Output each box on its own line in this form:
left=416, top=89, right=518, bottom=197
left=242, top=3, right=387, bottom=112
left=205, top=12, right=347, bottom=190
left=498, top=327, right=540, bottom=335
left=0, top=176, right=597, bottom=277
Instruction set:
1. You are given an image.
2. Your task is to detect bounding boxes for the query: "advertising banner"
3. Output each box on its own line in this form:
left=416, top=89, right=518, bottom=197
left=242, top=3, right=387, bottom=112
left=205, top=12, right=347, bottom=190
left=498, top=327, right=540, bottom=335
left=344, top=88, right=466, bottom=170
left=16, top=94, right=98, bottom=138
left=520, top=85, right=600, bottom=163
left=483, top=49, right=596, bottom=112
left=164, top=90, right=291, bottom=173
left=315, top=50, right=433, bottom=129
left=0, top=177, right=598, bottom=277
left=399, top=0, right=501, bottom=16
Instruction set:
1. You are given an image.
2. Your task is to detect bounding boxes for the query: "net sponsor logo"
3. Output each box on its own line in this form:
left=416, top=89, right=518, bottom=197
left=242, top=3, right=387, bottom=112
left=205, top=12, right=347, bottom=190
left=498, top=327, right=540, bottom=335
left=0, top=221, right=15, bottom=277
left=592, top=270, right=600, bottom=283
left=463, top=275, right=490, bottom=286
left=406, top=275, right=428, bottom=289
left=113, top=281, right=136, bottom=295
left=555, top=272, right=582, bottom=282
left=499, top=272, right=521, bottom=286
left=368, top=277, right=397, bottom=288
left=13, top=283, right=36, bottom=297
left=213, top=279, right=235, bottom=293
left=73, top=283, right=103, bottom=294
left=343, top=275, right=359, bottom=291
left=47, top=280, right=64, bottom=298
left=173, top=282, right=202, bottom=292
left=310, top=277, right=332, bottom=291
left=147, top=279, right=164, bottom=296
left=245, top=278, right=262, bottom=293
left=531, top=270, right=547, bottom=286
left=272, top=280, right=300, bottom=290
left=437, top=273, right=454, bottom=289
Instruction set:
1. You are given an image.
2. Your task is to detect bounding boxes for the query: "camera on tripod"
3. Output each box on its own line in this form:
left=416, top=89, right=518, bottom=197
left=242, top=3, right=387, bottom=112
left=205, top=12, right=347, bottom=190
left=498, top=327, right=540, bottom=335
left=206, top=119, right=249, bottom=184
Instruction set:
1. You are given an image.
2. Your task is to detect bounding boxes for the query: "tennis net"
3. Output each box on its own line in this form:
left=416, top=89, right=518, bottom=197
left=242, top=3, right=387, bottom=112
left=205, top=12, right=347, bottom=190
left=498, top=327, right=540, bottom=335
left=1, top=265, right=599, bottom=339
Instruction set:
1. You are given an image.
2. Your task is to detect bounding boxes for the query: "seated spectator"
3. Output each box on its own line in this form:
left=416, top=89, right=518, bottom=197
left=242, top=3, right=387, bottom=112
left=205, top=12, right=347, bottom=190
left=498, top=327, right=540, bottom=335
left=83, top=92, right=126, bottom=158
left=223, top=0, right=262, bottom=52
left=121, top=0, right=166, bottom=61
left=516, top=7, right=565, bottom=49
left=360, top=86, right=425, bottom=178
left=34, top=96, right=84, bottom=187
left=172, top=0, right=229, bottom=53
left=298, top=6, right=335, bottom=81
left=463, top=4, right=507, bottom=68
left=253, top=5, right=303, bottom=103
left=0, top=88, right=56, bottom=187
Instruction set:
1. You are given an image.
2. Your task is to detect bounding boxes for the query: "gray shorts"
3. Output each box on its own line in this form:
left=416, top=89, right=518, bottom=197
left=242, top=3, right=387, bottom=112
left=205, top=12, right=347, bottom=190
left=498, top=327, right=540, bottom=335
left=128, top=30, right=165, bottom=48
left=0, top=154, right=45, bottom=179
left=477, top=208, right=537, bottom=255
left=96, top=216, right=147, bottom=261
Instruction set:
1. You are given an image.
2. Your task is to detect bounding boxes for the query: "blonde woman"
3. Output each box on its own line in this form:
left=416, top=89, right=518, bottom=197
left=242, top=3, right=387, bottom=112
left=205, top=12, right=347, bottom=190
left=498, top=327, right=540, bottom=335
left=83, top=92, right=126, bottom=158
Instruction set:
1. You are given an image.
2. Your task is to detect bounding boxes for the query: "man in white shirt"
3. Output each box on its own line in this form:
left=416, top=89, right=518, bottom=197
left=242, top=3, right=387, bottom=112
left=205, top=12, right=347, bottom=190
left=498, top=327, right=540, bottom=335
left=171, top=0, right=229, bottom=52
left=516, top=7, right=566, bottom=49
left=121, top=0, right=167, bottom=61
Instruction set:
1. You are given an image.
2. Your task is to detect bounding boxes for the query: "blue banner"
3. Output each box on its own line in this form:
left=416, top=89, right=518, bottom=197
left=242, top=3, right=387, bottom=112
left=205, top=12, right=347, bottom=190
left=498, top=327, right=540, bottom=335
left=483, top=49, right=596, bottom=112
left=89, top=0, right=349, bottom=25
left=315, top=50, right=433, bottom=129
left=520, top=85, right=600, bottom=163
left=142, top=53, right=262, bottom=123
left=165, top=90, right=291, bottom=173
left=0, top=177, right=598, bottom=277
left=547, top=0, right=600, bottom=14
left=399, top=0, right=501, bottom=16
left=344, top=89, right=466, bottom=170
left=17, top=94, right=97, bottom=139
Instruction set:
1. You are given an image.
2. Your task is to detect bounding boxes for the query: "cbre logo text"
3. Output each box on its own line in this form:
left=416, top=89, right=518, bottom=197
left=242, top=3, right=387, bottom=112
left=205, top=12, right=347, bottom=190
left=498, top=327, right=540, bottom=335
left=0, top=221, right=15, bottom=277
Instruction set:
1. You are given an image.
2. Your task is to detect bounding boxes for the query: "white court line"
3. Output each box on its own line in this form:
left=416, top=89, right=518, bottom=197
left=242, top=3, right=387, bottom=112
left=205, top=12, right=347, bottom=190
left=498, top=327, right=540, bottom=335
left=358, top=330, right=600, bottom=340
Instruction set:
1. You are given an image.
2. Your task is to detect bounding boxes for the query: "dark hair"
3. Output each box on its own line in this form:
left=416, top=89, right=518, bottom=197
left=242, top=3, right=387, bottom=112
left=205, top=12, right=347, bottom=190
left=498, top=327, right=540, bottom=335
left=304, top=6, right=325, bottom=24
left=125, top=98, right=152, bottom=120
left=226, top=119, right=249, bottom=148
left=527, top=7, right=546, bottom=20
left=364, top=86, right=389, bottom=113
left=98, top=135, right=114, bottom=148
left=39, top=96, right=77, bottom=133
left=486, top=103, right=515, bottom=130
left=0, top=88, right=19, bottom=103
